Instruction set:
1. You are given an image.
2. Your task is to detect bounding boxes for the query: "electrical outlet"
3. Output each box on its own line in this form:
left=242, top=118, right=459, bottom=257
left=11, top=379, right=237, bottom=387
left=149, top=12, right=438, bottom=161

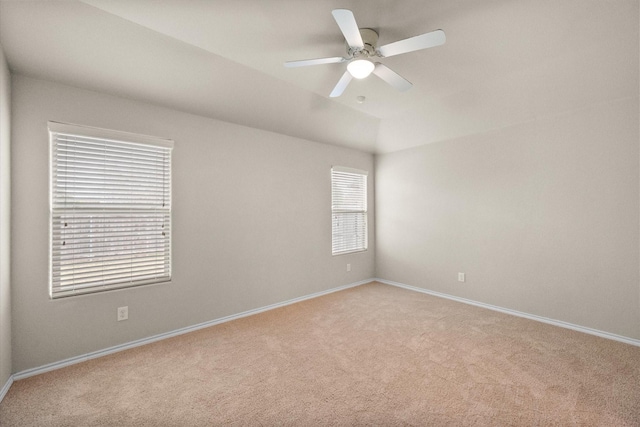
left=347, top=263, right=351, bottom=272
left=458, top=272, right=465, bottom=283
left=117, top=306, right=128, bottom=321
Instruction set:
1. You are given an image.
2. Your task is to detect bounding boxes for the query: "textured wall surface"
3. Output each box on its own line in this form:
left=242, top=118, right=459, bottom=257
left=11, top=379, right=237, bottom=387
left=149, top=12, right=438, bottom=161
left=0, top=43, right=12, bottom=389
left=11, top=75, right=375, bottom=372
left=376, top=97, right=640, bottom=340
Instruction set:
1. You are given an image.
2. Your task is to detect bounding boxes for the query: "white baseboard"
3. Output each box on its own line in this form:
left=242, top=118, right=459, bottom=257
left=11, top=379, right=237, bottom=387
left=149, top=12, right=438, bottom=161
left=376, top=278, right=640, bottom=348
left=13, top=278, right=374, bottom=381
left=12, top=277, right=637, bottom=386
left=0, top=375, right=13, bottom=403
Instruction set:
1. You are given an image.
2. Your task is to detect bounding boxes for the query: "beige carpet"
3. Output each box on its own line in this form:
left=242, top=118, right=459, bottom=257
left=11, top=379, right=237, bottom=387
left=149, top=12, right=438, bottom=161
left=1, top=282, right=639, bottom=426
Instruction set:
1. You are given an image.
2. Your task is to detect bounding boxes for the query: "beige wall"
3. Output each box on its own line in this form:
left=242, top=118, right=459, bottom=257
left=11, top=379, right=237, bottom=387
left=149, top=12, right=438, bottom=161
left=376, top=97, right=640, bottom=340
left=0, top=44, right=11, bottom=386
left=11, top=75, right=375, bottom=372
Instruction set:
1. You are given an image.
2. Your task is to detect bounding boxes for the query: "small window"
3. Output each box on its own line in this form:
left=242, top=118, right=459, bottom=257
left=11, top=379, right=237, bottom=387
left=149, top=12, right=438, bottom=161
left=49, top=122, right=173, bottom=298
left=331, top=166, right=368, bottom=255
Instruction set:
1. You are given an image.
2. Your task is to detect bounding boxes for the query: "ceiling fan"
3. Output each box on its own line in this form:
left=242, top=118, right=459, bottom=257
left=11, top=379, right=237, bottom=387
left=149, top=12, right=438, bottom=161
left=284, top=9, right=445, bottom=98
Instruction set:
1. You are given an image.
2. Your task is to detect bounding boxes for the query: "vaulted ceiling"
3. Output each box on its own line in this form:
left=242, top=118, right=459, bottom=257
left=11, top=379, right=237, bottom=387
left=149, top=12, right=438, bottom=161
left=1, top=1, right=638, bottom=153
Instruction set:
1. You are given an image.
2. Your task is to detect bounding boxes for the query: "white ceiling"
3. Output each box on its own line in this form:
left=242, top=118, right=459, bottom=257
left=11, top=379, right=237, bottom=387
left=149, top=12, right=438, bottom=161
left=1, top=0, right=638, bottom=153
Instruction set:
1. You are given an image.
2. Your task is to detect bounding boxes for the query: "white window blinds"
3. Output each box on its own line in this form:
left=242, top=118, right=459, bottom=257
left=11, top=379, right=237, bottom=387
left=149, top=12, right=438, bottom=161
left=331, top=166, right=368, bottom=255
left=49, top=122, right=173, bottom=298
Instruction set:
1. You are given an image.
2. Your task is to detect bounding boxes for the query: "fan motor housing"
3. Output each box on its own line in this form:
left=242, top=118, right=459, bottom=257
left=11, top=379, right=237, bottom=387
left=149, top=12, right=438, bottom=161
left=348, top=28, right=379, bottom=58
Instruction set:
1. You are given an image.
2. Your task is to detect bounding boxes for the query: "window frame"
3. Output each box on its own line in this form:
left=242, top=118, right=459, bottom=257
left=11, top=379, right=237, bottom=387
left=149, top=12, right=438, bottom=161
left=49, top=121, right=173, bottom=299
left=331, top=166, right=368, bottom=256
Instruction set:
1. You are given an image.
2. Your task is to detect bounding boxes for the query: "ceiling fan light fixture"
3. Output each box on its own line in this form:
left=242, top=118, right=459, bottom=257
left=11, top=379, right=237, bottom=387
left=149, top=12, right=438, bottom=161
left=284, top=9, right=445, bottom=96
left=347, top=59, right=375, bottom=79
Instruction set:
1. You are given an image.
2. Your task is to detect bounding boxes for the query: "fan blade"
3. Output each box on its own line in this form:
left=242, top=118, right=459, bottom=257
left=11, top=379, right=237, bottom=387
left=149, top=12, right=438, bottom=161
left=378, top=29, right=445, bottom=58
left=373, top=63, right=412, bottom=92
left=332, top=9, right=364, bottom=49
left=329, top=71, right=353, bottom=97
left=284, top=57, right=347, bottom=68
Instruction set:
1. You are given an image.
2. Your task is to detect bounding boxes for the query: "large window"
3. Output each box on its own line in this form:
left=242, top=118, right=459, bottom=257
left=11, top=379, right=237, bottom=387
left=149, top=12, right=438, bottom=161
left=49, top=122, right=173, bottom=298
left=331, top=166, right=368, bottom=255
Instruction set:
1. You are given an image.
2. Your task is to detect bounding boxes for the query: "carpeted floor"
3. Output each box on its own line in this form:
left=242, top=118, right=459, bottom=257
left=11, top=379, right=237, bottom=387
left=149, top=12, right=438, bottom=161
left=1, top=282, right=639, bottom=426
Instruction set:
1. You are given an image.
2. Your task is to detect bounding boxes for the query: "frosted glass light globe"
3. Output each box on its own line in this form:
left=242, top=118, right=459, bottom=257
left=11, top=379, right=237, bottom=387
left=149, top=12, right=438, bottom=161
left=347, top=59, right=375, bottom=79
